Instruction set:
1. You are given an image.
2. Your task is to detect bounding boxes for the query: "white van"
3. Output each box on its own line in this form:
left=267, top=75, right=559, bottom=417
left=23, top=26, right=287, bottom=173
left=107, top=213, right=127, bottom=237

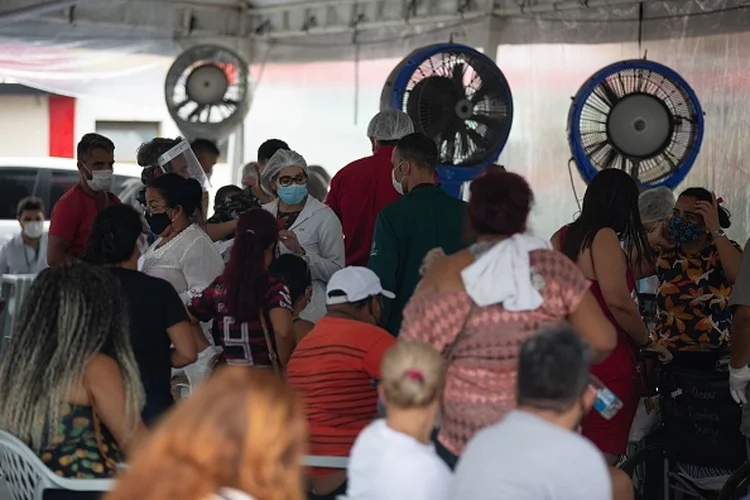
left=0, top=158, right=143, bottom=243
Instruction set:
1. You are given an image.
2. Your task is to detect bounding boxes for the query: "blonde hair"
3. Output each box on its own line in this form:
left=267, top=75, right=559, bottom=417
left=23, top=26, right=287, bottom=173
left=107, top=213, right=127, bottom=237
left=380, top=341, right=445, bottom=408
left=107, top=367, right=307, bottom=500
left=0, top=262, right=144, bottom=451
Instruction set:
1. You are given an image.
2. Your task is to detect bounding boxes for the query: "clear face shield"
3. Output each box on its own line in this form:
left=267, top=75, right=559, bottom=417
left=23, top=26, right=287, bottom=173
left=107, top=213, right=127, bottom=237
left=155, top=139, right=211, bottom=191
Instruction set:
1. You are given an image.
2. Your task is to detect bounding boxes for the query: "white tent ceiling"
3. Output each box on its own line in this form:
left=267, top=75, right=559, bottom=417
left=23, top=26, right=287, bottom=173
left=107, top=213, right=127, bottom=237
left=0, top=0, right=747, bottom=52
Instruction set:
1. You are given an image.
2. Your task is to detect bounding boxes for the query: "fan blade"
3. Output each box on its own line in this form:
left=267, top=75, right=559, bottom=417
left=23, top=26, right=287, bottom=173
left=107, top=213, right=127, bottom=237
left=188, top=104, right=208, bottom=122
left=629, top=160, right=640, bottom=180
left=174, top=99, right=191, bottom=111
left=469, top=83, right=490, bottom=105
left=594, top=77, right=619, bottom=108
left=471, top=113, right=501, bottom=130
left=464, top=123, right=489, bottom=152
left=452, top=62, right=465, bottom=88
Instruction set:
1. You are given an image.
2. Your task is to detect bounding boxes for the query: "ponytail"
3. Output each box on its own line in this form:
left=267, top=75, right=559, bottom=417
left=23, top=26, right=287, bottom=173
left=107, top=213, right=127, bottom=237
left=223, top=209, right=279, bottom=321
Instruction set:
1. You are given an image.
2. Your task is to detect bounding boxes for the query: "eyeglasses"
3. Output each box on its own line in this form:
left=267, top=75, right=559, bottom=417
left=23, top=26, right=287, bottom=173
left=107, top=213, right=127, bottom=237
left=276, top=173, right=308, bottom=187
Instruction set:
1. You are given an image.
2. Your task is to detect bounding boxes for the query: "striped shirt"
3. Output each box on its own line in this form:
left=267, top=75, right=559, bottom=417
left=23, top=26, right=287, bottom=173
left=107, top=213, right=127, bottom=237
left=285, top=316, right=396, bottom=476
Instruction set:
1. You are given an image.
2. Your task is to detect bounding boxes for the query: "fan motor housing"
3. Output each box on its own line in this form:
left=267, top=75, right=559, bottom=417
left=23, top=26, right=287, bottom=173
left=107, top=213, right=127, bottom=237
left=381, top=43, right=514, bottom=198
left=568, top=59, right=704, bottom=190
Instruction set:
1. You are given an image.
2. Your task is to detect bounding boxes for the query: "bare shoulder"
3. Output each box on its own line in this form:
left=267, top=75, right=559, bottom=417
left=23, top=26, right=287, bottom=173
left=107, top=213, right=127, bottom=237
left=420, top=250, right=474, bottom=292
left=592, top=227, right=620, bottom=247
left=84, top=354, right=123, bottom=386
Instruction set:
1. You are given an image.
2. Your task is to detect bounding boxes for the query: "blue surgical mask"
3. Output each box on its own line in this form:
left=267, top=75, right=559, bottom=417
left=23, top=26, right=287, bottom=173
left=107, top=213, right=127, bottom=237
left=668, top=216, right=703, bottom=243
left=277, top=184, right=308, bottom=205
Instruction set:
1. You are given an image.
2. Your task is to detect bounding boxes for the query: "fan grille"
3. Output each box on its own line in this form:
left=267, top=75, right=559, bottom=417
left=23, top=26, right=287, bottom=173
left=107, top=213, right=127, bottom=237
left=165, top=45, right=250, bottom=139
left=575, top=65, right=701, bottom=185
left=398, top=48, right=512, bottom=167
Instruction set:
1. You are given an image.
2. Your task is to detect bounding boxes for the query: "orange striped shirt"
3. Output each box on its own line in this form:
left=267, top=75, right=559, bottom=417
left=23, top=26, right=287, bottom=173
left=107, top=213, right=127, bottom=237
left=286, top=316, right=396, bottom=476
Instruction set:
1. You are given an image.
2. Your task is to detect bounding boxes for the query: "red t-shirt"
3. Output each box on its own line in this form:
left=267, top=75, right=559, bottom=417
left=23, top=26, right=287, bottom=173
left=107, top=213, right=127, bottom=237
left=326, top=147, right=401, bottom=267
left=48, top=185, right=120, bottom=257
left=285, top=316, right=396, bottom=475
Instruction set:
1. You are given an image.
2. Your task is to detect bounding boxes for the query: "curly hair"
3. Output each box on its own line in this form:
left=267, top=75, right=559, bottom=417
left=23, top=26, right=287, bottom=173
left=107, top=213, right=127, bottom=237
left=107, top=367, right=307, bottom=500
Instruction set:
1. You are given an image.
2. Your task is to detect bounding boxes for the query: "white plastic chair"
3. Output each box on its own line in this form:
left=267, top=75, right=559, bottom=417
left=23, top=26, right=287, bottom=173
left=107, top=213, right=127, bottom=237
left=0, top=430, right=113, bottom=500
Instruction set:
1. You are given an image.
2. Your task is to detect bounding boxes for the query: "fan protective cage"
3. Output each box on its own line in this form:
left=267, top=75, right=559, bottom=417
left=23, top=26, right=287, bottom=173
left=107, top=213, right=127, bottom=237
left=568, top=59, right=704, bottom=190
left=380, top=43, right=513, bottom=170
left=165, top=44, right=251, bottom=141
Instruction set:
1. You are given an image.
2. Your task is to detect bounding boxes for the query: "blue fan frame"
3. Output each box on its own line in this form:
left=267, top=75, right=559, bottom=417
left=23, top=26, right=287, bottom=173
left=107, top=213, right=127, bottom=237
left=568, top=59, right=704, bottom=190
left=386, top=43, right=513, bottom=198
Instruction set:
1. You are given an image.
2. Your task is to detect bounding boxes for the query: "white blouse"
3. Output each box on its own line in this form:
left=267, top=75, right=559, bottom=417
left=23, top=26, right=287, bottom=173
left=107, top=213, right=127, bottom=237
left=141, top=224, right=224, bottom=304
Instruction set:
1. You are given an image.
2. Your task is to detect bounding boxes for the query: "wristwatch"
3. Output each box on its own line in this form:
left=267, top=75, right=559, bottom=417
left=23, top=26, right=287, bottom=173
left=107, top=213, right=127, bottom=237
left=712, top=228, right=726, bottom=238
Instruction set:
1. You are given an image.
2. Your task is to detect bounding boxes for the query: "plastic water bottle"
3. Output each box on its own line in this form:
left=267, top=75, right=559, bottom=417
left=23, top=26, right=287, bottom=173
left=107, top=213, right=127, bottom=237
left=590, top=375, right=623, bottom=420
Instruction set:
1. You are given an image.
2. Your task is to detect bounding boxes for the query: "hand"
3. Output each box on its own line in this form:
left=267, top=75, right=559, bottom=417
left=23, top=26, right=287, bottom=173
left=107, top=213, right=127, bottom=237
left=730, top=366, right=750, bottom=405
left=279, top=230, right=305, bottom=255
left=647, top=219, right=673, bottom=249
left=644, top=342, right=673, bottom=363
left=695, top=193, right=720, bottom=234
left=419, top=247, right=446, bottom=276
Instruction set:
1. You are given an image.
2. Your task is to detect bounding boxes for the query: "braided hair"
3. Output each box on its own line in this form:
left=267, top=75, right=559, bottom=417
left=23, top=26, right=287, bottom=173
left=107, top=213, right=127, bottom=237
left=83, top=204, right=144, bottom=265
left=0, top=262, right=144, bottom=451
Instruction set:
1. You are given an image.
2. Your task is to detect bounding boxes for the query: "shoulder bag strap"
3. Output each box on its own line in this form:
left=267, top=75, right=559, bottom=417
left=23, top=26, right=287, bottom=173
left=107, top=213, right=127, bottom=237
left=259, top=308, right=282, bottom=376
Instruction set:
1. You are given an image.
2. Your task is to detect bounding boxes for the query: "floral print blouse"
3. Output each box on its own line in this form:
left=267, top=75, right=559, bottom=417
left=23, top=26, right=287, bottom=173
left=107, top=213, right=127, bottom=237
left=654, top=240, right=740, bottom=352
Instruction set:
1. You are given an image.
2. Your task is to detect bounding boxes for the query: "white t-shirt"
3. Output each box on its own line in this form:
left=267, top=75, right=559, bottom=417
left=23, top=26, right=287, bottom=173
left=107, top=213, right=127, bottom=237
left=451, top=411, right=612, bottom=500
left=347, top=419, right=452, bottom=500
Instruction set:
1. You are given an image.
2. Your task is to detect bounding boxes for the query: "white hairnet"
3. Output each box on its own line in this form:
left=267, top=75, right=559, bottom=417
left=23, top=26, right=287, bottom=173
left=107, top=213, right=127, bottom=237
left=639, top=187, right=675, bottom=223
left=261, top=149, right=308, bottom=193
left=367, top=110, right=414, bottom=141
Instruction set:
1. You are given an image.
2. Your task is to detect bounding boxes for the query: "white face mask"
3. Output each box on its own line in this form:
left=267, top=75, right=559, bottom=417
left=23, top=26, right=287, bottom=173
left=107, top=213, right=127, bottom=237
left=391, top=164, right=405, bottom=196
left=87, top=170, right=113, bottom=192
left=23, top=221, right=43, bottom=239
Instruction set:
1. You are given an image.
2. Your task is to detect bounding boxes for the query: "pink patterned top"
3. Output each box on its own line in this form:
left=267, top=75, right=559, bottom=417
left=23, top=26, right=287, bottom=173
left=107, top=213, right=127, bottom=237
left=400, top=249, right=590, bottom=455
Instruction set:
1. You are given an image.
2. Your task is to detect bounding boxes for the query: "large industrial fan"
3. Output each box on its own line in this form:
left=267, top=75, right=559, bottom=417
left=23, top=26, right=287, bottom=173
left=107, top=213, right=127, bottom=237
left=165, top=44, right=251, bottom=141
left=568, top=59, right=704, bottom=190
left=381, top=44, right=514, bottom=198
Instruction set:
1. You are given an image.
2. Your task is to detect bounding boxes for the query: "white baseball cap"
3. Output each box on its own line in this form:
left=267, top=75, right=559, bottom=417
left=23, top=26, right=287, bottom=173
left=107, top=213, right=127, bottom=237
left=326, top=267, right=395, bottom=305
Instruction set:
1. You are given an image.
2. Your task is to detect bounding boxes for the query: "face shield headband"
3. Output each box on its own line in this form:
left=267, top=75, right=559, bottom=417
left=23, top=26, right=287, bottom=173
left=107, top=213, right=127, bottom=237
left=155, top=139, right=211, bottom=191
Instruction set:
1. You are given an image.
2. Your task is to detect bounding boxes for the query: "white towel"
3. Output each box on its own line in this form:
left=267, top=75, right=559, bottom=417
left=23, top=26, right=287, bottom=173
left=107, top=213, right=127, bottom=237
left=461, top=233, right=551, bottom=311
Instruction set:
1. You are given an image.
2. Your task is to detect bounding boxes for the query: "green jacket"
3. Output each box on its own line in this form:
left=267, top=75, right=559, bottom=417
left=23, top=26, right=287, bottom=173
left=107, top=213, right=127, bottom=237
left=368, top=184, right=467, bottom=336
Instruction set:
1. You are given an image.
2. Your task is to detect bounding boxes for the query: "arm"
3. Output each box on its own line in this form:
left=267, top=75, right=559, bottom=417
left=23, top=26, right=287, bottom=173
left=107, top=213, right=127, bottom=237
left=47, top=199, right=80, bottom=266
left=179, top=238, right=225, bottom=304
left=267, top=280, right=296, bottom=366
left=568, top=290, right=617, bottom=363
left=83, top=354, right=146, bottom=454
left=269, top=308, right=295, bottom=366
left=714, top=236, right=742, bottom=284
left=303, top=211, right=345, bottom=283
left=368, top=212, right=399, bottom=330
left=326, top=172, right=342, bottom=220
left=592, top=228, right=651, bottom=346
left=0, top=242, right=9, bottom=274
left=204, top=220, right=237, bottom=242
left=159, top=280, right=198, bottom=366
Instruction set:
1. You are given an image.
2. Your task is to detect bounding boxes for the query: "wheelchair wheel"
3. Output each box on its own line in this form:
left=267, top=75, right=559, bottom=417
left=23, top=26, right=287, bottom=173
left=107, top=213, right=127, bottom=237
left=717, top=462, right=750, bottom=500
left=620, top=444, right=666, bottom=500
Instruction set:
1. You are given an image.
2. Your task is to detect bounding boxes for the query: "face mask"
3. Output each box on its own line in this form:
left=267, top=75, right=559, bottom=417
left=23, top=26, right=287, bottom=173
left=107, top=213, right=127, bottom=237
left=277, top=184, right=308, bottom=205
left=87, top=169, right=114, bottom=192
left=391, top=165, right=405, bottom=195
left=668, top=216, right=704, bottom=244
left=146, top=212, right=173, bottom=236
left=23, top=221, right=43, bottom=239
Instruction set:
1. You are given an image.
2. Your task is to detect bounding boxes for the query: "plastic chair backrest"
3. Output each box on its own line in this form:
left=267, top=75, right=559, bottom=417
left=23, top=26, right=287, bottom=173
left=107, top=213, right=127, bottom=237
left=0, top=430, right=113, bottom=500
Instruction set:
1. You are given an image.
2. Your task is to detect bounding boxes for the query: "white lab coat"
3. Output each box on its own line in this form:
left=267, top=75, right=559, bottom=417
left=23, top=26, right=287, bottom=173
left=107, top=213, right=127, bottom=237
left=263, top=196, right=345, bottom=323
left=0, top=233, right=48, bottom=276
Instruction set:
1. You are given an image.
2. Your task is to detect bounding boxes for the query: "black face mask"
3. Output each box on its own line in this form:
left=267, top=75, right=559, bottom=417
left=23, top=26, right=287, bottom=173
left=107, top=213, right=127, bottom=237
left=146, top=212, right=172, bottom=236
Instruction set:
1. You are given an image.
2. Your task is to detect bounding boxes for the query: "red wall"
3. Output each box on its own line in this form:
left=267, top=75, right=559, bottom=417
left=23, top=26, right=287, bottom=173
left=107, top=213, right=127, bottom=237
left=48, top=95, right=76, bottom=158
